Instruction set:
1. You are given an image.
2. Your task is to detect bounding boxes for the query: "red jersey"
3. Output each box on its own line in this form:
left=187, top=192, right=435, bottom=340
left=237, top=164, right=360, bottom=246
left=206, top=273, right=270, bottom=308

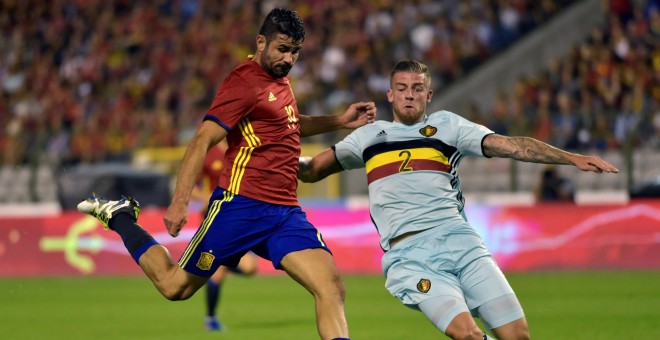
left=204, top=60, right=300, bottom=206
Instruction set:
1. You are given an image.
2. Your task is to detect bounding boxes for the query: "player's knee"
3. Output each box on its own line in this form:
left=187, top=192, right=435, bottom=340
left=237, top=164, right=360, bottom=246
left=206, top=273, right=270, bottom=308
left=518, top=329, right=531, bottom=340
left=492, top=318, right=530, bottom=340
left=317, top=273, right=345, bottom=302
left=445, top=326, right=485, bottom=340
left=445, top=317, right=485, bottom=340
left=157, top=280, right=198, bottom=301
left=330, top=272, right=346, bottom=299
left=241, top=263, right=258, bottom=276
left=509, top=326, right=530, bottom=340
left=160, top=286, right=190, bottom=301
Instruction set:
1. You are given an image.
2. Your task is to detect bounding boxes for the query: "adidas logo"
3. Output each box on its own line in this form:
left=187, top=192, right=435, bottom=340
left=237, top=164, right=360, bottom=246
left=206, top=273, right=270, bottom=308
left=376, top=130, right=387, bottom=137
left=268, top=92, right=277, bottom=102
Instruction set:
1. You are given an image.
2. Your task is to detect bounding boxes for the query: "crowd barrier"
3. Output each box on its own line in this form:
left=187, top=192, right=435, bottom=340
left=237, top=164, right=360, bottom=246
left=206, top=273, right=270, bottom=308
left=1, top=200, right=659, bottom=276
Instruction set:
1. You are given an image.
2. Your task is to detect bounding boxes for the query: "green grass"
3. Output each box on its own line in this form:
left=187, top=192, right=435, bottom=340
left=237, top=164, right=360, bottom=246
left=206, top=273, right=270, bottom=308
left=1, top=272, right=659, bottom=339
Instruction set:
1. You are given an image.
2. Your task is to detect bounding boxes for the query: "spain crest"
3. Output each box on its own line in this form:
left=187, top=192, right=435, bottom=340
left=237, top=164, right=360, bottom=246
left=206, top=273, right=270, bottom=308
left=196, top=252, right=215, bottom=271
left=417, top=279, right=431, bottom=293
left=419, top=125, right=437, bottom=137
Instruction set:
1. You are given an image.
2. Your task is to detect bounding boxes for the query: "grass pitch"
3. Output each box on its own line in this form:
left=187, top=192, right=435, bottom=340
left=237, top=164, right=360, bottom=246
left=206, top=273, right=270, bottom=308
left=1, top=271, right=659, bottom=339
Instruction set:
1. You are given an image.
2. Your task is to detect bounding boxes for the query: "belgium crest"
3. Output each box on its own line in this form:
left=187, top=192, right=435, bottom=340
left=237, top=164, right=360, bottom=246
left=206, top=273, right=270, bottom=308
left=419, top=125, right=437, bottom=137
left=417, top=278, right=431, bottom=293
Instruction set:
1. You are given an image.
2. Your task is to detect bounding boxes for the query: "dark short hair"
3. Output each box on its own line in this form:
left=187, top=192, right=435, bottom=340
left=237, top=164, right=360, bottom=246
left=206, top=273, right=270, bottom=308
left=390, top=59, right=431, bottom=84
left=259, top=8, right=305, bottom=43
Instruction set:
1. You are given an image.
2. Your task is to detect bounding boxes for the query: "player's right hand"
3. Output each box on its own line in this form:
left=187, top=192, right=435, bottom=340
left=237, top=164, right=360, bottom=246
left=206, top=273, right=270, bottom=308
left=164, top=201, right=188, bottom=237
left=340, top=101, right=376, bottom=129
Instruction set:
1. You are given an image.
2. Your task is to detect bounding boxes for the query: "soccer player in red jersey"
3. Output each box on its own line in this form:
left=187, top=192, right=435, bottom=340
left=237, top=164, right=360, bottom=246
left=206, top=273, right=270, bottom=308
left=191, top=139, right=258, bottom=331
left=77, top=8, right=374, bottom=340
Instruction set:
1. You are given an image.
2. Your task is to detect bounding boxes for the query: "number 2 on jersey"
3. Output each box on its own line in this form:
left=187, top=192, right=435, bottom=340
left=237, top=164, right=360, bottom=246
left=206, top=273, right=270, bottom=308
left=398, top=150, right=413, bottom=172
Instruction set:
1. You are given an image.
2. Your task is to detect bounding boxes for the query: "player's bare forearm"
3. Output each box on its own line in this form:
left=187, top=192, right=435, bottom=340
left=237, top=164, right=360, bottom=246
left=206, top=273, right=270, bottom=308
left=298, top=115, right=344, bottom=137
left=483, top=134, right=620, bottom=173
left=171, top=138, right=208, bottom=204
left=299, top=102, right=376, bottom=137
left=165, top=122, right=226, bottom=237
left=483, top=134, right=573, bottom=164
left=164, top=140, right=205, bottom=237
left=298, top=149, right=343, bottom=182
left=172, top=122, right=227, bottom=204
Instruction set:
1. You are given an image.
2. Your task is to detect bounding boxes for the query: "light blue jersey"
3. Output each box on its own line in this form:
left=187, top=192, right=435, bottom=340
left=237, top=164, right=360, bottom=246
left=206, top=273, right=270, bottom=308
left=334, top=110, right=493, bottom=251
left=335, top=111, right=524, bottom=332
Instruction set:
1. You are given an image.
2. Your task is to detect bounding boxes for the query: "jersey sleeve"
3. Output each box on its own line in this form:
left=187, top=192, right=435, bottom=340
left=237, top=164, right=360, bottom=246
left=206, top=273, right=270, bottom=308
left=334, top=129, right=365, bottom=170
left=444, top=111, right=494, bottom=157
left=204, top=74, right=256, bottom=132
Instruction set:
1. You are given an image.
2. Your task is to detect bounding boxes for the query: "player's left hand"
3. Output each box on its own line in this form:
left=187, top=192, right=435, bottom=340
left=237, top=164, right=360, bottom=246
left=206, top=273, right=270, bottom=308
left=340, top=101, right=376, bottom=129
left=570, top=154, right=620, bottom=173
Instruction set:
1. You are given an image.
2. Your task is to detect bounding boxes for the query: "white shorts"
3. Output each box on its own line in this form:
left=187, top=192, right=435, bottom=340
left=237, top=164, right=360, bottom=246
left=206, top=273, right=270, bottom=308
left=382, top=224, right=524, bottom=330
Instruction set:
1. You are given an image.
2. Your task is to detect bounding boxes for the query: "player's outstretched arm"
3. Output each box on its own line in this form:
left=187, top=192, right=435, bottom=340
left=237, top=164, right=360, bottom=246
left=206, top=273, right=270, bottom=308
left=482, top=134, right=620, bottom=173
left=298, top=101, right=376, bottom=137
left=298, top=148, right=344, bottom=183
left=164, top=121, right=228, bottom=237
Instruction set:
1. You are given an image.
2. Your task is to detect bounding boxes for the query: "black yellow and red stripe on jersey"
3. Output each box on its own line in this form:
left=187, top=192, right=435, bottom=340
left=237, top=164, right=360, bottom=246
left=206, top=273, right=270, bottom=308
left=363, top=139, right=457, bottom=184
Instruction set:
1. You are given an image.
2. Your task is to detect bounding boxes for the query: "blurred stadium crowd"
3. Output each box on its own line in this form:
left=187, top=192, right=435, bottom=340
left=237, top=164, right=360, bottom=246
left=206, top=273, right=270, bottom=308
left=479, top=0, right=660, bottom=152
left=1, top=0, right=660, bottom=203
left=1, top=0, right=577, bottom=167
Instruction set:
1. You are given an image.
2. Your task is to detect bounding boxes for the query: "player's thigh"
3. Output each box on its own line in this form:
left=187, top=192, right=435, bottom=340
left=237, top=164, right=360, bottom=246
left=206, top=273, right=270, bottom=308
left=157, top=264, right=208, bottom=300
left=460, top=257, right=525, bottom=332
left=254, top=205, right=331, bottom=269
left=140, top=244, right=207, bottom=291
left=280, top=248, right=343, bottom=296
left=459, top=254, right=515, bottom=309
left=181, top=268, right=209, bottom=295
left=418, top=295, right=474, bottom=334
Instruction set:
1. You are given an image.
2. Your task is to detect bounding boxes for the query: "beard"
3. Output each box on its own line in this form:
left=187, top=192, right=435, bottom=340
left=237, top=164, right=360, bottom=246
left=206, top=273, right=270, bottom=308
left=393, top=106, right=424, bottom=125
left=271, top=63, right=292, bottom=78
left=260, top=54, right=291, bottom=78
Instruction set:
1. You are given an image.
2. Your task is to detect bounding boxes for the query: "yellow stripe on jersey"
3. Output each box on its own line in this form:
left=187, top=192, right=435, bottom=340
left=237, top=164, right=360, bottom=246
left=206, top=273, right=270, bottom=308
left=365, top=147, right=450, bottom=173
left=240, top=119, right=261, bottom=147
left=227, top=119, right=262, bottom=195
left=228, top=146, right=251, bottom=194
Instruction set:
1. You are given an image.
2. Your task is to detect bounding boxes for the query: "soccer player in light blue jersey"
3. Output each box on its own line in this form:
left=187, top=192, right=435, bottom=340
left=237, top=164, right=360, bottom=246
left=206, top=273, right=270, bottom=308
left=299, top=60, right=619, bottom=340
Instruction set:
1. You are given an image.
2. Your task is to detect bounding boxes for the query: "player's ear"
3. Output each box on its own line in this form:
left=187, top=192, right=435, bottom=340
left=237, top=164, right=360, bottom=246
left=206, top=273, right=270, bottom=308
left=427, top=89, right=433, bottom=103
left=256, top=35, right=267, bottom=53
left=387, top=89, right=394, bottom=103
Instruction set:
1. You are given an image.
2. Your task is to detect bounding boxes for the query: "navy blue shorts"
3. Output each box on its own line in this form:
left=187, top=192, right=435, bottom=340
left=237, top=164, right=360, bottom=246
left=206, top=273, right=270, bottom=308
left=178, top=188, right=331, bottom=277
